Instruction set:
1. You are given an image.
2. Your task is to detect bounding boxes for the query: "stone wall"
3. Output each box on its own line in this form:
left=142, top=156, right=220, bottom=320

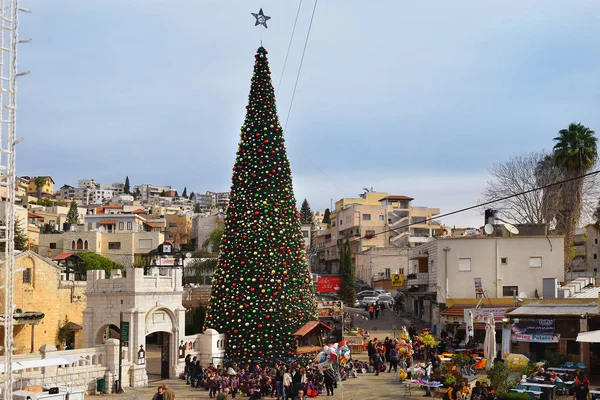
left=0, top=251, right=88, bottom=353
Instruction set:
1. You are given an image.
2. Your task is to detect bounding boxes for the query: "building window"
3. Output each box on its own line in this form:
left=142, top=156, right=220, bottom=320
left=500, top=257, right=508, bottom=265
left=339, top=220, right=342, bottom=226
left=108, top=242, right=121, bottom=250
left=127, top=222, right=132, bottom=230
left=77, top=238, right=83, bottom=250
left=84, top=240, right=88, bottom=250
left=169, top=222, right=177, bottom=228
left=502, top=286, right=518, bottom=297
left=385, top=268, right=391, bottom=279
left=362, top=214, right=371, bottom=221
left=119, top=222, right=124, bottom=230
left=595, top=254, right=598, bottom=260
left=49, top=243, right=57, bottom=249
left=332, top=221, right=335, bottom=227
left=596, top=238, right=598, bottom=244
left=365, top=230, right=375, bottom=236
left=458, top=258, right=471, bottom=272
left=23, top=268, right=32, bottom=284
left=529, top=257, right=542, bottom=268
left=399, top=268, right=404, bottom=275
left=71, top=241, right=75, bottom=250
left=379, top=215, right=384, bottom=221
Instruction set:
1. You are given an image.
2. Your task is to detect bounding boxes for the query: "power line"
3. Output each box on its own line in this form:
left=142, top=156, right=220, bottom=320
left=283, top=0, right=318, bottom=131
left=278, top=0, right=344, bottom=195
left=276, top=0, right=303, bottom=98
left=368, top=169, right=600, bottom=239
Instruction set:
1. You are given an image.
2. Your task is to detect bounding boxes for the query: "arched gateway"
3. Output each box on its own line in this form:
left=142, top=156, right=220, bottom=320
left=83, top=267, right=186, bottom=386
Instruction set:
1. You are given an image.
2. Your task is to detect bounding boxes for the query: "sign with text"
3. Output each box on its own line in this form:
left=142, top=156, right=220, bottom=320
left=317, top=276, right=341, bottom=293
left=120, top=321, right=130, bottom=342
left=511, top=318, right=557, bottom=342
left=392, top=274, right=405, bottom=287
left=464, top=308, right=510, bottom=324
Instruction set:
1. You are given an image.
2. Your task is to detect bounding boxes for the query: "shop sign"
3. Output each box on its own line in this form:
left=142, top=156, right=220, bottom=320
left=463, top=308, right=509, bottom=324
left=317, top=276, right=341, bottom=293
left=392, top=274, right=405, bottom=287
left=511, top=333, right=560, bottom=343
left=511, top=318, right=558, bottom=343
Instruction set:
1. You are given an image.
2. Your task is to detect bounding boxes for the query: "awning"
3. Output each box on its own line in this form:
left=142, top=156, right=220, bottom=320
left=507, top=302, right=599, bottom=317
left=576, top=330, right=600, bottom=343
left=64, top=321, right=83, bottom=331
left=292, top=321, right=332, bottom=337
left=52, top=252, right=80, bottom=261
left=99, top=220, right=117, bottom=225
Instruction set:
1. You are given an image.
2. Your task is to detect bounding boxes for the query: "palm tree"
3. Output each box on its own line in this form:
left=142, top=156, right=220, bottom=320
left=553, top=122, right=598, bottom=277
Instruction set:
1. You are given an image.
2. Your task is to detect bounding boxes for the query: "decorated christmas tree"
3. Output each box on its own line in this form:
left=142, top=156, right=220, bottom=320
left=204, top=46, right=317, bottom=360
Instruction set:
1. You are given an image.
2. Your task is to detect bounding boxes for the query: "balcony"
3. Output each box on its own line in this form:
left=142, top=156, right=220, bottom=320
left=407, top=272, right=429, bottom=286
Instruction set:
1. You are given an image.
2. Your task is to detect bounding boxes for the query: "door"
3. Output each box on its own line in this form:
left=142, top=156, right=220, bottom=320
left=160, top=332, right=170, bottom=379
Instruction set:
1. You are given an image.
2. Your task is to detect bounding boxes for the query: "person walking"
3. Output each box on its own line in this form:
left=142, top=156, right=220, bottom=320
left=368, top=304, right=375, bottom=320
left=162, top=384, right=175, bottom=400
left=275, top=365, right=284, bottom=400
left=283, top=367, right=293, bottom=400
left=388, top=346, right=399, bottom=373
left=323, top=368, right=335, bottom=396
left=380, top=301, right=386, bottom=317
left=152, top=386, right=164, bottom=400
left=375, top=302, right=381, bottom=319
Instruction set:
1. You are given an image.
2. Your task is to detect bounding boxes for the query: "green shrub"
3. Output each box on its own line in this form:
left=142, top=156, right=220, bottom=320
left=487, top=361, right=510, bottom=392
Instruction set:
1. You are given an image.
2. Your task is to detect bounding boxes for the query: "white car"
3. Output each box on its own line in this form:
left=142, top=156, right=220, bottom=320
left=374, top=289, right=391, bottom=296
left=360, top=296, right=378, bottom=308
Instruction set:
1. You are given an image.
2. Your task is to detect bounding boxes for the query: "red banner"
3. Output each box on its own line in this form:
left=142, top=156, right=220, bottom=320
left=317, top=276, right=341, bottom=293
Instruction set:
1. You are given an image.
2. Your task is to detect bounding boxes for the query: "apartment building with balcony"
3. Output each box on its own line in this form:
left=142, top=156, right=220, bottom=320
left=571, top=224, right=600, bottom=277
left=312, top=190, right=442, bottom=276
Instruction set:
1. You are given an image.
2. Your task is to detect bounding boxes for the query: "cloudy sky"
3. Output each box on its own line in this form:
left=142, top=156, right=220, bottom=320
left=17, top=1, right=600, bottom=227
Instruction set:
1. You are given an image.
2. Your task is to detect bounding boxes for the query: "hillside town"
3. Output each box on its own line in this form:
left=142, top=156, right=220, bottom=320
left=1, top=2, right=600, bottom=400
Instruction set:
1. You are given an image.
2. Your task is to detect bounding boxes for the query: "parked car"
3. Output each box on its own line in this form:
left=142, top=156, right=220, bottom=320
left=374, top=289, right=392, bottom=296
left=377, top=295, right=395, bottom=308
left=360, top=296, right=378, bottom=308
left=357, top=290, right=380, bottom=300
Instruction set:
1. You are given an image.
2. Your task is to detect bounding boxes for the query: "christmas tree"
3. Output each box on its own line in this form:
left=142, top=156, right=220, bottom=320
left=204, top=46, right=317, bottom=360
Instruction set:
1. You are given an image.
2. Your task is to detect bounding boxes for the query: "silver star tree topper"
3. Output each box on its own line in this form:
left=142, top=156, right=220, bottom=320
left=251, top=8, right=271, bottom=29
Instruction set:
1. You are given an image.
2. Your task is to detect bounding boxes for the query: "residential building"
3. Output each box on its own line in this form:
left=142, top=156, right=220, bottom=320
left=404, top=235, right=565, bottom=330
left=191, top=212, right=224, bottom=251
left=92, top=189, right=115, bottom=203
left=355, top=246, right=408, bottom=289
left=312, top=211, right=325, bottom=225
left=25, top=176, right=55, bottom=198
left=571, top=225, right=600, bottom=277
left=133, top=183, right=172, bottom=200
left=195, top=193, right=215, bottom=210
left=165, top=213, right=192, bottom=246
left=0, top=251, right=87, bottom=353
left=312, top=190, right=441, bottom=275
left=38, top=228, right=163, bottom=267
left=16, top=177, right=29, bottom=197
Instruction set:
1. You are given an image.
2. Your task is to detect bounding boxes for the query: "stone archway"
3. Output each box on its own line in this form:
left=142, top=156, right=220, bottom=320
left=95, top=324, right=120, bottom=345
left=83, top=268, right=186, bottom=387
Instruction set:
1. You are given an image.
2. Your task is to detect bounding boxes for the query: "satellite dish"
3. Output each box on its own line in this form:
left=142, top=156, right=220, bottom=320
left=505, top=223, right=519, bottom=235
left=484, top=224, right=494, bottom=235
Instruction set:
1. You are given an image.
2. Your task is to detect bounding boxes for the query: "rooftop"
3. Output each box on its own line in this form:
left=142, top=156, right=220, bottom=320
left=379, top=195, right=414, bottom=201
left=507, top=302, right=599, bottom=316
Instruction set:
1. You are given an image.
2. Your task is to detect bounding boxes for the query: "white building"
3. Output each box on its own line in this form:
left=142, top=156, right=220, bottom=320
left=134, top=184, right=172, bottom=200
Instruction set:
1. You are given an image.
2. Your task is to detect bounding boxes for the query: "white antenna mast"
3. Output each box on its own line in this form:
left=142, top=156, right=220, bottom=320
left=1, top=0, right=28, bottom=397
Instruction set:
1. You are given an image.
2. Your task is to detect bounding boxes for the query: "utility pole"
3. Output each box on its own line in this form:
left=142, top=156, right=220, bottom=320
left=2, top=1, right=29, bottom=397
left=117, top=311, right=124, bottom=393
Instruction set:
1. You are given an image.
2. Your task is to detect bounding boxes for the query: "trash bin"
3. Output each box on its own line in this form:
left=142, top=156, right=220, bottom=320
left=97, top=377, right=106, bottom=393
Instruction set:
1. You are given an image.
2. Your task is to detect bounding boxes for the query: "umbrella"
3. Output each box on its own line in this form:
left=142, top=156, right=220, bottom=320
left=506, top=353, right=530, bottom=371
left=483, top=312, right=496, bottom=369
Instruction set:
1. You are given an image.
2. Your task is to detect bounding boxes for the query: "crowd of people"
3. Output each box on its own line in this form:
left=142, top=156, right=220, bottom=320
left=174, top=356, right=369, bottom=399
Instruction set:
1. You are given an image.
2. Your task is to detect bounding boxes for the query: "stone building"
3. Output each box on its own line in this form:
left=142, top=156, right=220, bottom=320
left=0, top=251, right=87, bottom=353
left=38, top=229, right=164, bottom=267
